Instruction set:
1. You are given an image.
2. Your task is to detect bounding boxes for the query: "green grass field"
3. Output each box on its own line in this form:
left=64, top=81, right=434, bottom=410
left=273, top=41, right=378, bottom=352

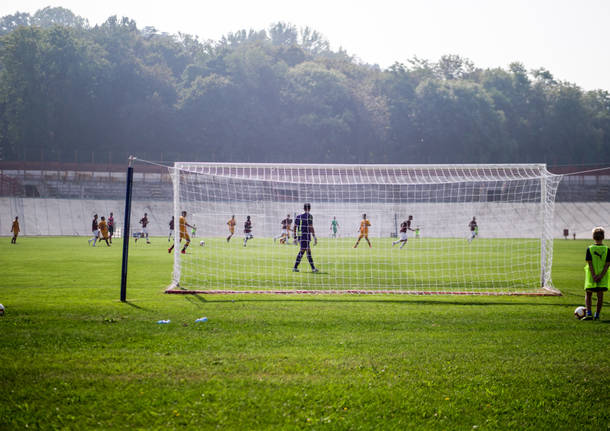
left=179, top=237, right=545, bottom=292
left=0, top=237, right=609, bottom=430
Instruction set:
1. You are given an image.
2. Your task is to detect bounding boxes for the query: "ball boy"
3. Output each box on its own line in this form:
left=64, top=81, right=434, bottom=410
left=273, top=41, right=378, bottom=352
left=582, top=227, right=609, bottom=320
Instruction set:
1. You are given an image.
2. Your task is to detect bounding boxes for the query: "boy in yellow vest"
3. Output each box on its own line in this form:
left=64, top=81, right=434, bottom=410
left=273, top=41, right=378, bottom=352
left=582, top=227, right=609, bottom=320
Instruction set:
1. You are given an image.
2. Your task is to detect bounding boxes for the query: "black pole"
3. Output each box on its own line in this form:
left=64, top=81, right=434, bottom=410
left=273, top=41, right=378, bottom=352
left=120, top=156, right=135, bottom=302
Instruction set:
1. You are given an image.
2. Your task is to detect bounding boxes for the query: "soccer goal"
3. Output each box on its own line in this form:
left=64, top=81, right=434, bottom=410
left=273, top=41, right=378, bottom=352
left=166, top=163, right=562, bottom=295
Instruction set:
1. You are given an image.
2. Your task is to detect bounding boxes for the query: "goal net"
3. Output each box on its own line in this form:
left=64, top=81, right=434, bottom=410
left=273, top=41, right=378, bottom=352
left=167, top=163, right=562, bottom=295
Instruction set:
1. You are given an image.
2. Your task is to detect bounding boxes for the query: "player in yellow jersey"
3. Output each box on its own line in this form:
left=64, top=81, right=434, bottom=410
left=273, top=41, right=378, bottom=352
left=10, top=216, right=20, bottom=244
left=284, top=215, right=292, bottom=243
left=168, top=211, right=194, bottom=254
left=98, top=216, right=111, bottom=246
left=274, top=214, right=293, bottom=244
left=354, top=213, right=372, bottom=248
left=227, top=215, right=236, bottom=242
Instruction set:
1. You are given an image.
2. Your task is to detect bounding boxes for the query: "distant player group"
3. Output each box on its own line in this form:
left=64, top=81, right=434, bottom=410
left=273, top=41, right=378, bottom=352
left=87, top=213, right=115, bottom=247
left=12, top=211, right=475, bottom=252
left=78, top=210, right=479, bottom=272
left=86, top=212, right=150, bottom=247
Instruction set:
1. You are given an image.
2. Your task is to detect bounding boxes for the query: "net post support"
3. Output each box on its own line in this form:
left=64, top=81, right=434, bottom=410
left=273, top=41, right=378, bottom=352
left=120, top=156, right=135, bottom=302
left=171, top=165, right=181, bottom=286
left=540, top=173, right=547, bottom=288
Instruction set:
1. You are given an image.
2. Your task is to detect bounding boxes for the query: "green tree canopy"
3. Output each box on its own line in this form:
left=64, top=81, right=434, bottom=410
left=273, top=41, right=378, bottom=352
left=0, top=8, right=608, bottom=165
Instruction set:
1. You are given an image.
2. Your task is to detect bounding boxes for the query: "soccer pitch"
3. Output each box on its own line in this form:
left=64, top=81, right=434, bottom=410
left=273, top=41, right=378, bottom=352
left=0, top=237, right=608, bottom=429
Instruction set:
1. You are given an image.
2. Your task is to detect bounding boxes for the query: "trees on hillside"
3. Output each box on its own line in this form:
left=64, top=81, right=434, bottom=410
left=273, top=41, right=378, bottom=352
left=0, top=8, right=608, bottom=164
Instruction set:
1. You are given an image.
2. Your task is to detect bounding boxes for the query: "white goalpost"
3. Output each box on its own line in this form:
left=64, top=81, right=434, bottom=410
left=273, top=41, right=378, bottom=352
left=166, top=163, right=562, bottom=295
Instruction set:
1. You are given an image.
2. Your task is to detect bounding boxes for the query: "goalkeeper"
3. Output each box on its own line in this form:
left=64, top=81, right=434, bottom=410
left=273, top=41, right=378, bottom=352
left=292, top=203, right=318, bottom=273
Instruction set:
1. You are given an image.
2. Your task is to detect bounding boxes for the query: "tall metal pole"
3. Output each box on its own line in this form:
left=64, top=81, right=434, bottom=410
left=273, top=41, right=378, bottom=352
left=120, top=156, right=135, bottom=302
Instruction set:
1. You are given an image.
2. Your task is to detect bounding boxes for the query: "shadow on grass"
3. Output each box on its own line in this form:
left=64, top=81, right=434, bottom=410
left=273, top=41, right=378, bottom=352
left=182, top=296, right=604, bottom=307
left=123, top=301, right=154, bottom=312
left=182, top=294, right=208, bottom=307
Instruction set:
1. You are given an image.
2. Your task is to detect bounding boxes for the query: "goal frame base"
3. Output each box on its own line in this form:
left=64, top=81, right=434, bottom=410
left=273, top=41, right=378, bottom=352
left=165, top=284, right=562, bottom=296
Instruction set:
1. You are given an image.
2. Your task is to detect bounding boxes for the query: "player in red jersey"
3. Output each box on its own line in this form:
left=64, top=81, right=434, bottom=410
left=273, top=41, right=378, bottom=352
left=392, top=215, right=414, bottom=249
left=107, top=212, right=115, bottom=244
left=88, top=214, right=99, bottom=246
left=243, top=216, right=253, bottom=247
left=168, top=216, right=175, bottom=242
left=468, top=217, right=478, bottom=243
left=136, top=213, right=151, bottom=244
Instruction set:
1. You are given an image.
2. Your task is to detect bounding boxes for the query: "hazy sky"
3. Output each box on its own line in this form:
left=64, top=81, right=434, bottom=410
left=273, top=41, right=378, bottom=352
left=2, top=0, right=609, bottom=91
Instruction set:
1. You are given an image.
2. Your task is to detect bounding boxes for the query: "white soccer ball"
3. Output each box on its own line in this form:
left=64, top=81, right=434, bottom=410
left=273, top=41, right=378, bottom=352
left=0, top=304, right=4, bottom=316
left=574, top=306, right=587, bottom=319
left=199, top=240, right=205, bottom=247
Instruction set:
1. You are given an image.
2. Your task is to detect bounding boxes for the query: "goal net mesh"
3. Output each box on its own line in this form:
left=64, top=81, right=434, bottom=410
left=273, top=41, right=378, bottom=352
left=167, top=163, right=562, bottom=295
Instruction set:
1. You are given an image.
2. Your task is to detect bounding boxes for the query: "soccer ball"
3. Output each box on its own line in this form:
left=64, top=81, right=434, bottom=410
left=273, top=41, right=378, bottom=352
left=199, top=240, right=205, bottom=247
left=574, top=306, right=587, bottom=319
left=0, top=304, right=4, bottom=316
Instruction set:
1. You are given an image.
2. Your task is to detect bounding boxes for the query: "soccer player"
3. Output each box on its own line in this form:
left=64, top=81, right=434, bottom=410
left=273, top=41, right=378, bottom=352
left=468, top=217, right=478, bottom=243
left=88, top=214, right=99, bottom=246
left=98, top=216, right=111, bottom=246
left=10, top=216, right=19, bottom=244
left=330, top=216, right=339, bottom=238
left=136, top=213, right=150, bottom=244
left=274, top=214, right=292, bottom=244
left=293, top=203, right=318, bottom=272
left=243, top=215, right=253, bottom=247
left=168, top=216, right=174, bottom=242
left=392, top=215, right=414, bottom=248
left=227, top=215, right=236, bottom=242
left=581, top=227, right=609, bottom=320
left=108, top=212, right=115, bottom=244
left=354, top=213, right=372, bottom=248
left=168, top=211, right=193, bottom=254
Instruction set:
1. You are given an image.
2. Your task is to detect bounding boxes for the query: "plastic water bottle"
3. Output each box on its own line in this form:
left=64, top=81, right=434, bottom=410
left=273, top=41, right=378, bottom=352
left=157, top=319, right=171, bottom=324
left=195, top=317, right=208, bottom=323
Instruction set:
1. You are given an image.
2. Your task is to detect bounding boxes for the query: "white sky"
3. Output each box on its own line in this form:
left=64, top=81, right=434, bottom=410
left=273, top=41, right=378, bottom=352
left=2, top=0, right=610, bottom=91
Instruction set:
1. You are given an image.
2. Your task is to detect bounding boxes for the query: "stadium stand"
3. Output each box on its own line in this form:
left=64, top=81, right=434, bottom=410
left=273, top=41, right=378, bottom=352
left=0, top=162, right=607, bottom=238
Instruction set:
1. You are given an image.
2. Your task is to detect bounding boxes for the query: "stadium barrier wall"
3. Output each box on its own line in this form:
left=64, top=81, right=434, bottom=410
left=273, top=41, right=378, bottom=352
left=0, top=197, right=608, bottom=240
